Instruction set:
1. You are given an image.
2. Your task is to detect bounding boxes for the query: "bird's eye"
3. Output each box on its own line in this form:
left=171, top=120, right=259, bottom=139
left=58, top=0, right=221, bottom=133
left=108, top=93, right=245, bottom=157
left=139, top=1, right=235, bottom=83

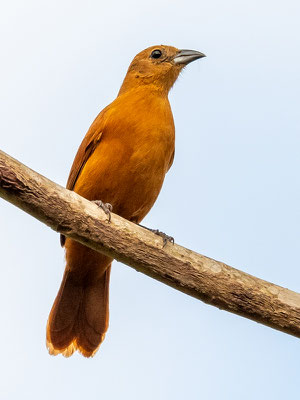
left=150, top=49, right=162, bottom=59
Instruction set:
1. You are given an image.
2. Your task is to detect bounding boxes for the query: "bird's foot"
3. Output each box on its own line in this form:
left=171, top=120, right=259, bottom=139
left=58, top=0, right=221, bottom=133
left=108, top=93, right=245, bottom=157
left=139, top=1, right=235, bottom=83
left=139, top=224, right=174, bottom=248
left=153, top=230, right=175, bottom=247
left=92, top=200, right=113, bottom=222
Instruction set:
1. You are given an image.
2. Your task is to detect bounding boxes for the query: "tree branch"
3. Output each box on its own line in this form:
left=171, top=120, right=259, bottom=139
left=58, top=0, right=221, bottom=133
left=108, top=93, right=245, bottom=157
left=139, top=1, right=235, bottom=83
left=0, top=149, right=299, bottom=338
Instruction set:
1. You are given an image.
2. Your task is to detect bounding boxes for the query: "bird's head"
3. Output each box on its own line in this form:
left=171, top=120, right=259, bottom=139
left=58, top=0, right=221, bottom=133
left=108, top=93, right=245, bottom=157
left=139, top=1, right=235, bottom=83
left=119, top=45, right=205, bottom=95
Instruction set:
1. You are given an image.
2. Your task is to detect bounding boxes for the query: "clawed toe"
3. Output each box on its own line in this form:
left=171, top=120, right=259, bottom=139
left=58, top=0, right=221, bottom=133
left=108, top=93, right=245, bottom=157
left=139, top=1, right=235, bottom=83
left=138, top=224, right=174, bottom=248
left=152, top=230, right=174, bottom=247
left=92, top=200, right=113, bottom=222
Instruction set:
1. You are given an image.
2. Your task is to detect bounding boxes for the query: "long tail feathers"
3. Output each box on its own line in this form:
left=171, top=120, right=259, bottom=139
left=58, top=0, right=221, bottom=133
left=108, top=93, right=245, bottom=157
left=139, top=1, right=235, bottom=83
left=46, top=265, right=111, bottom=358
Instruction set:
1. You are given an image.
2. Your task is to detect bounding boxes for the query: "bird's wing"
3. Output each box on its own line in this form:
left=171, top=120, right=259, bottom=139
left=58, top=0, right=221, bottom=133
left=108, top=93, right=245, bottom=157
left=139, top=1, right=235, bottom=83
left=67, top=123, right=103, bottom=191
left=60, top=118, right=103, bottom=247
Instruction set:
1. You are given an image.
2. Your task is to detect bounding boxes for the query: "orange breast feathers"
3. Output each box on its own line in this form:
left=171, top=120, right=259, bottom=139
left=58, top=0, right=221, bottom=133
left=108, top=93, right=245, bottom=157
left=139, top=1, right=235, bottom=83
left=71, top=89, right=175, bottom=221
left=46, top=45, right=205, bottom=358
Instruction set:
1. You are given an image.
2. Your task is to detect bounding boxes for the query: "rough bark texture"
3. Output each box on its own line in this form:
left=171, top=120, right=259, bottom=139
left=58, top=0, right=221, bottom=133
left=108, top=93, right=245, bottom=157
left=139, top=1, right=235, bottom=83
left=0, top=149, right=300, bottom=338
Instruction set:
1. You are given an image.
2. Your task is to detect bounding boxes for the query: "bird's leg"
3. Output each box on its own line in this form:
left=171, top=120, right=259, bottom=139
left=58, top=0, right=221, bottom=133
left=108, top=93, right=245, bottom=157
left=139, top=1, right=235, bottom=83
left=138, top=224, right=174, bottom=247
left=92, top=200, right=113, bottom=222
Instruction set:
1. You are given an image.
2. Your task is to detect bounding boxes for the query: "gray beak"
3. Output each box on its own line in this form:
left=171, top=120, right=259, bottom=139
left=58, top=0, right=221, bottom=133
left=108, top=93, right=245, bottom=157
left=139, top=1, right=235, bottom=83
left=173, top=49, right=206, bottom=65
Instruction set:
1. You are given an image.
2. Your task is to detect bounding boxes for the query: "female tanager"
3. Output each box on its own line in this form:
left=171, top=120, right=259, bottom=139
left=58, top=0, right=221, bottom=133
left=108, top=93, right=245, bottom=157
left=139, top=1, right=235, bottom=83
left=47, top=45, right=205, bottom=357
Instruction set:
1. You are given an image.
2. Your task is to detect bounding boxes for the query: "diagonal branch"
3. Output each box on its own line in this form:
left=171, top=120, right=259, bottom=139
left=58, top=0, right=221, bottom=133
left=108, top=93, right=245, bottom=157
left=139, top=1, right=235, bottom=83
left=0, top=149, right=300, bottom=338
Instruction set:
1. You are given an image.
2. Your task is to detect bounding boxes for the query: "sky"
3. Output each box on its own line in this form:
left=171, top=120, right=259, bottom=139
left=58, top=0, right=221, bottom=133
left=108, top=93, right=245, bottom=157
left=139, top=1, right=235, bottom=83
left=0, top=0, right=299, bottom=399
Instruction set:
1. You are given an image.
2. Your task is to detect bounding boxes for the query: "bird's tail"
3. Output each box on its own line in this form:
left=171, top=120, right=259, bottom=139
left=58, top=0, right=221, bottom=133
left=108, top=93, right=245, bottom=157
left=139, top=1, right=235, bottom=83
left=46, top=265, right=111, bottom=358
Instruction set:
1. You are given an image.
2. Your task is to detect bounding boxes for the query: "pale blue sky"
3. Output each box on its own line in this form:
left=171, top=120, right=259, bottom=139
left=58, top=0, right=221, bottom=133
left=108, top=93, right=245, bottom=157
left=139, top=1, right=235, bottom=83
left=0, top=1, right=299, bottom=399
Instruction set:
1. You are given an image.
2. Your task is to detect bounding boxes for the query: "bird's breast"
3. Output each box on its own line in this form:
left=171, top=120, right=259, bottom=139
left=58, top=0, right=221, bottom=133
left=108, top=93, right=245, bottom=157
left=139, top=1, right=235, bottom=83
left=75, top=93, right=175, bottom=222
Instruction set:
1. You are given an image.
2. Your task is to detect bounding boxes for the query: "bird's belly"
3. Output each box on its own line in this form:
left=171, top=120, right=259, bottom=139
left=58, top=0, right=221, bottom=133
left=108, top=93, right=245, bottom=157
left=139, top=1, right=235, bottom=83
left=74, top=135, right=173, bottom=222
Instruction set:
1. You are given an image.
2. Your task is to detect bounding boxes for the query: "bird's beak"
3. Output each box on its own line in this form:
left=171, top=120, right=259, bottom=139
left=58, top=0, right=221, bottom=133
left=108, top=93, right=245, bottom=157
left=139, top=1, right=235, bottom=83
left=173, top=49, right=206, bottom=65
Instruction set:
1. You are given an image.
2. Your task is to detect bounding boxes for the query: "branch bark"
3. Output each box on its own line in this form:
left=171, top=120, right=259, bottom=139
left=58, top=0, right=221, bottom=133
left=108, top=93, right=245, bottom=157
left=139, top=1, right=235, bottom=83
left=0, top=149, right=300, bottom=338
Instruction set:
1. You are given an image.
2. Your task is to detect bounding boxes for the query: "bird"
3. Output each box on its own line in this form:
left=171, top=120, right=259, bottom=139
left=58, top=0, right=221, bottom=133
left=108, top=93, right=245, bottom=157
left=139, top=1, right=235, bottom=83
left=46, top=45, right=205, bottom=357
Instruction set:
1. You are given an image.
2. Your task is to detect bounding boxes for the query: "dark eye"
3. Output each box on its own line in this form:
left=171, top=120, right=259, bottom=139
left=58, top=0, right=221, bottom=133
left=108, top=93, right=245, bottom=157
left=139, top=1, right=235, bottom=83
left=150, top=49, right=162, bottom=59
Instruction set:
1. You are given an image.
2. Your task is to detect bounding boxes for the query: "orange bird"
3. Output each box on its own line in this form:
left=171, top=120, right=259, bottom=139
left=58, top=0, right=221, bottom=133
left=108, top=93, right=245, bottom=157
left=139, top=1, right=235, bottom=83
left=46, top=45, right=205, bottom=357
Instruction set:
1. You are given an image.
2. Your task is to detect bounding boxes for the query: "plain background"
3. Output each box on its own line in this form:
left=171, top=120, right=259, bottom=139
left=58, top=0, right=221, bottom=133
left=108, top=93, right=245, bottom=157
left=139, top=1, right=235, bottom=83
left=0, top=1, right=299, bottom=399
